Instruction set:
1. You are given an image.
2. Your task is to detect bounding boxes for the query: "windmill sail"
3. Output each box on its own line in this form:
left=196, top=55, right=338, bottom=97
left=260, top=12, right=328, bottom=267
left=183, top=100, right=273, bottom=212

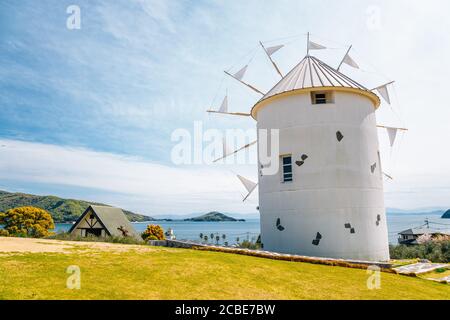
left=237, top=175, right=257, bottom=201
left=372, top=81, right=394, bottom=104
left=308, top=40, right=326, bottom=50
left=260, top=41, right=283, bottom=78
left=207, top=94, right=250, bottom=116
left=233, top=65, right=248, bottom=81
left=376, top=124, right=407, bottom=147
left=342, top=52, right=359, bottom=69
left=386, top=127, right=398, bottom=147
left=337, top=46, right=359, bottom=70
left=222, top=136, right=233, bottom=158
left=266, top=44, right=284, bottom=56
left=218, top=95, right=228, bottom=113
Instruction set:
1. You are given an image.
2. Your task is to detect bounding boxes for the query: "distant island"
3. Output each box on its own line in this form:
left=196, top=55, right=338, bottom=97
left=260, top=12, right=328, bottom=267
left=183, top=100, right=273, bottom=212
left=184, top=211, right=245, bottom=222
left=0, top=190, right=153, bottom=223
left=442, top=209, right=450, bottom=219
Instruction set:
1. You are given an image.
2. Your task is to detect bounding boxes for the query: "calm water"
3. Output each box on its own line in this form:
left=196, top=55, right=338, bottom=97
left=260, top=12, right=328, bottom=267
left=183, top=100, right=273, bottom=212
left=55, top=219, right=261, bottom=244
left=55, top=213, right=449, bottom=245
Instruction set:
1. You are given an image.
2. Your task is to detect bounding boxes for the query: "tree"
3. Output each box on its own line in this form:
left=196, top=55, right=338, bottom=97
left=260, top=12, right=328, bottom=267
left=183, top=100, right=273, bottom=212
left=199, top=232, right=203, bottom=240
left=210, top=233, right=214, bottom=240
left=204, top=235, right=208, bottom=242
left=222, top=234, right=226, bottom=240
left=0, top=206, right=54, bottom=238
left=141, top=224, right=165, bottom=241
left=215, top=235, right=220, bottom=244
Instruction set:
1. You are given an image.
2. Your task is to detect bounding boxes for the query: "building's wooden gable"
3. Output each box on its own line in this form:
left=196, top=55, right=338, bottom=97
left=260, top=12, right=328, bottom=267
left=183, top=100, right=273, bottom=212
left=71, top=208, right=108, bottom=237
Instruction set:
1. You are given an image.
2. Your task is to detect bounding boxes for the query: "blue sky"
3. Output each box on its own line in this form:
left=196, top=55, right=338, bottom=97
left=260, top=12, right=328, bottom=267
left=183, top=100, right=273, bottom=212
left=0, top=0, right=449, bottom=215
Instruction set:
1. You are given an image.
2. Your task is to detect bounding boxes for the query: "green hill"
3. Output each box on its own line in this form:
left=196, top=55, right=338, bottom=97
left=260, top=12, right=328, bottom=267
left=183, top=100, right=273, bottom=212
left=0, top=190, right=153, bottom=223
left=184, top=211, right=245, bottom=222
left=442, top=209, right=450, bottom=219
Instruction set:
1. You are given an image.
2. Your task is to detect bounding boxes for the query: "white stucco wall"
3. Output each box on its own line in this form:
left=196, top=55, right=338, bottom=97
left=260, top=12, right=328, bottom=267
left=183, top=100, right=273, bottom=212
left=256, top=90, right=390, bottom=261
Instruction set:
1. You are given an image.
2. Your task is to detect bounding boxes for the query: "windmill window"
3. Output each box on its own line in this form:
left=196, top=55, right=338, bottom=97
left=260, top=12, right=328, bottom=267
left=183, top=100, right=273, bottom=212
left=311, top=91, right=333, bottom=104
left=281, top=155, right=293, bottom=182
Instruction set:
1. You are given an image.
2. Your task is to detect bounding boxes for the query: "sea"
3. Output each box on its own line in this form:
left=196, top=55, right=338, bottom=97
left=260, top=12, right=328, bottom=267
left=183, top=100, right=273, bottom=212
left=54, top=211, right=450, bottom=245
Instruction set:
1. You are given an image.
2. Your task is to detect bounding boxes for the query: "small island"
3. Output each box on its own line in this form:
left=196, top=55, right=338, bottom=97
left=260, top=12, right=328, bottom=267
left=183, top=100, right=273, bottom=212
left=184, top=211, right=245, bottom=222
left=441, top=209, right=450, bottom=219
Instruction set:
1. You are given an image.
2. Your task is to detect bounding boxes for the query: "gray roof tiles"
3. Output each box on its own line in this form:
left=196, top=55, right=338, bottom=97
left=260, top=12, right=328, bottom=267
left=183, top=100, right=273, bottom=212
left=260, top=55, right=368, bottom=102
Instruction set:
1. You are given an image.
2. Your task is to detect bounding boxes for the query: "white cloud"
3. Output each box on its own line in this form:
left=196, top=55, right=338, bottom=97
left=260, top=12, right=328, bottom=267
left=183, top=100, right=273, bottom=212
left=0, top=139, right=258, bottom=214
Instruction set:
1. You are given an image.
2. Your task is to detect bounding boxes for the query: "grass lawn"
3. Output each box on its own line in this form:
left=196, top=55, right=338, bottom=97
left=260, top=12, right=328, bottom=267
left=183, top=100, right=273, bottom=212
left=420, top=268, right=450, bottom=281
left=0, top=243, right=448, bottom=300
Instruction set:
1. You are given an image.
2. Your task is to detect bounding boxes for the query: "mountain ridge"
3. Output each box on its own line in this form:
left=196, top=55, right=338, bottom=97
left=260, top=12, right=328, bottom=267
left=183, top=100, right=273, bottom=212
left=0, top=190, right=153, bottom=223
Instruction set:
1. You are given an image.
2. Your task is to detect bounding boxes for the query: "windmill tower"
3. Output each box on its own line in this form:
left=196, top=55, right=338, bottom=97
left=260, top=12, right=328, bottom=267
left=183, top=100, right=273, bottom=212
left=208, top=34, right=405, bottom=262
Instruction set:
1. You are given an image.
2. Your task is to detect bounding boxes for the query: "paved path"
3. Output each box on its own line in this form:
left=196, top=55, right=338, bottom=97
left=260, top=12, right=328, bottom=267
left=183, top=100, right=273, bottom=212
left=393, top=262, right=449, bottom=275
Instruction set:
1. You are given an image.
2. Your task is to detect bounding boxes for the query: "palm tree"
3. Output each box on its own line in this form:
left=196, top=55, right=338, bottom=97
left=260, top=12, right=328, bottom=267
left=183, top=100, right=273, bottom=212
left=222, top=234, right=226, bottom=241
left=199, top=233, right=203, bottom=240
left=204, top=235, right=208, bottom=242
left=215, top=235, right=220, bottom=245
left=210, top=233, right=214, bottom=240
left=236, top=237, right=240, bottom=243
left=224, top=241, right=229, bottom=247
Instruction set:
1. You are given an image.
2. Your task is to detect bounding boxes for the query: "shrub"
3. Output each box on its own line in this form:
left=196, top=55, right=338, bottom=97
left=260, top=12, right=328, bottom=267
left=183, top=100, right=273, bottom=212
left=50, top=232, right=144, bottom=245
left=238, top=240, right=261, bottom=250
left=389, top=239, right=450, bottom=263
left=0, top=206, right=55, bottom=238
left=141, top=224, right=165, bottom=241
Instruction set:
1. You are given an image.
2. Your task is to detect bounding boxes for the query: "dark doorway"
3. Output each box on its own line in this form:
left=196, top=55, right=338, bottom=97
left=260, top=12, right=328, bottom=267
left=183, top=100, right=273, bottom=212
left=86, top=228, right=102, bottom=237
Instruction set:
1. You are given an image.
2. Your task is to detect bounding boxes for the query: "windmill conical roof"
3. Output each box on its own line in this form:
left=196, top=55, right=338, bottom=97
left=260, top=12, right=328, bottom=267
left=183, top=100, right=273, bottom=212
left=252, top=55, right=379, bottom=118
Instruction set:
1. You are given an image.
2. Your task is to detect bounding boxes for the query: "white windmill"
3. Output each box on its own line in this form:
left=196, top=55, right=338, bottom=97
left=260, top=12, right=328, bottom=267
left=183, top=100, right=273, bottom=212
left=207, top=33, right=407, bottom=261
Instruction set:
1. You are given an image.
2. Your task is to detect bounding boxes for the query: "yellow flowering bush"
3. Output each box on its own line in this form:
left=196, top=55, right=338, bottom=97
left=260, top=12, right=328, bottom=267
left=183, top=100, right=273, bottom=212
left=141, top=224, right=165, bottom=241
left=0, top=206, right=55, bottom=238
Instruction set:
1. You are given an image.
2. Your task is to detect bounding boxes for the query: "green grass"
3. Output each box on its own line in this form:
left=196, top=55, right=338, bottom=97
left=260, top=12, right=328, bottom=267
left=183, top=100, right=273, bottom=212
left=0, top=246, right=448, bottom=300
left=420, top=268, right=450, bottom=281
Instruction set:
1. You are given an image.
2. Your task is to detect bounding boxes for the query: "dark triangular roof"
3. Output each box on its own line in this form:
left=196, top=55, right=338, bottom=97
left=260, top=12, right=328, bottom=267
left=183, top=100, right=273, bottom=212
left=69, top=205, right=140, bottom=239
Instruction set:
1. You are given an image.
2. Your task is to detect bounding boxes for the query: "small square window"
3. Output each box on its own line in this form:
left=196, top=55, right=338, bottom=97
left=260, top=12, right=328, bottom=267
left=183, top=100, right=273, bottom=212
left=311, top=91, right=333, bottom=104
left=315, top=93, right=327, bottom=104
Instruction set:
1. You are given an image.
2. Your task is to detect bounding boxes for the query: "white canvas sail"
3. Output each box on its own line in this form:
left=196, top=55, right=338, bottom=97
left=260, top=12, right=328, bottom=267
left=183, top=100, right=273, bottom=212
left=218, top=95, right=228, bottom=113
left=386, top=127, right=398, bottom=147
left=222, top=136, right=232, bottom=157
left=266, top=44, right=284, bottom=56
left=342, top=53, right=359, bottom=69
left=237, top=175, right=257, bottom=193
left=308, top=40, right=326, bottom=50
left=375, top=84, right=391, bottom=104
left=237, top=174, right=257, bottom=201
left=233, top=65, right=248, bottom=81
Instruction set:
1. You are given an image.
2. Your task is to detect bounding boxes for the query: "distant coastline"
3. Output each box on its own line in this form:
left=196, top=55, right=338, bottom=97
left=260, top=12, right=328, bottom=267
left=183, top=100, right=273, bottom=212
left=154, top=211, right=245, bottom=222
